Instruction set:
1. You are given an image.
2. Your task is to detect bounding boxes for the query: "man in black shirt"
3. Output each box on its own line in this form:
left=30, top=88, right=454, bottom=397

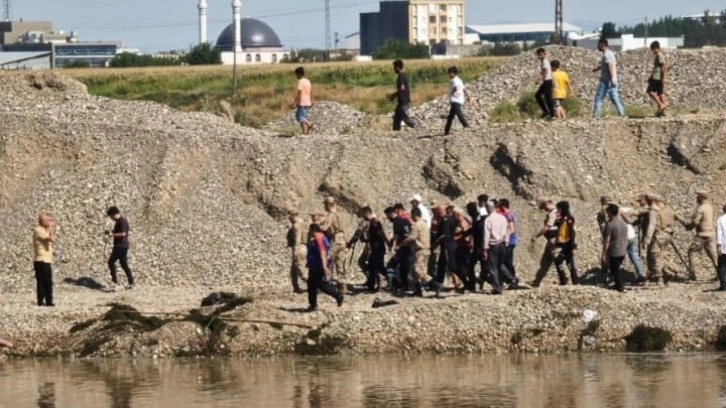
left=384, top=205, right=412, bottom=293
left=434, top=206, right=458, bottom=285
left=389, top=59, right=417, bottom=131
left=106, top=206, right=135, bottom=289
left=359, top=207, right=388, bottom=292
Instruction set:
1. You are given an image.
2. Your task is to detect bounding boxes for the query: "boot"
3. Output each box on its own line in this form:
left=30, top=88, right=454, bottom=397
left=428, top=281, right=443, bottom=298
left=555, top=264, right=568, bottom=285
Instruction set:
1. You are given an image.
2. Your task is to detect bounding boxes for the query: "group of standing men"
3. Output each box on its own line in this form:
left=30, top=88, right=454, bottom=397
left=287, top=194, right=527, bottom=311
left=535, top=39, right=670, bottom=120
left=287, top=189, right=726, bottom=310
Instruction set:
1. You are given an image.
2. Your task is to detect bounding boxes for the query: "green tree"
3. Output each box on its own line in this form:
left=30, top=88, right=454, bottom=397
left=110, top=53, right=181, bottom=68
left=185, top=43, right=222, bottom=65
left=600, top=22, right=619, bottom=40
left=372, top=39, right=429, bottom=60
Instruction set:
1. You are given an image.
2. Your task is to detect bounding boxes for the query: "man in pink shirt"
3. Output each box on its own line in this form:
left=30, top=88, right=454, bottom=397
left=483, top=203, right=518, bottom=294
left=293, top=66, right=314, bottom=135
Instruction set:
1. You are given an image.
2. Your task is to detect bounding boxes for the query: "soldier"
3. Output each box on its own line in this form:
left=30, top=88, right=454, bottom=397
left=529, top=197, right=560, bottom=288
left=308, top=211, right=323, bottom=241
left=320, top=196, right=348, bottom=294
left=286, top=211, right=307, bottom=293
left=400, top=207, right=443, bottom=297
left=678, top=191, right=718, bottom=281
left=596, top=195, right=614, bottom=236
left=645, top=194, right=677, bottom=285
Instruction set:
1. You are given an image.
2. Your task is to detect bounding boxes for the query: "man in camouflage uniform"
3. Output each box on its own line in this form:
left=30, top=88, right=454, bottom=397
left=529, top=197, right=560, bottom=288
left=400, top=207, right=443, bottom=297
left=320, top=197, right=348, bottom=293
left=286, top=211, right=307, bottom=293
left=678, top=190, right=718, bottom=281
left=645, top=194, right=677, bottom=285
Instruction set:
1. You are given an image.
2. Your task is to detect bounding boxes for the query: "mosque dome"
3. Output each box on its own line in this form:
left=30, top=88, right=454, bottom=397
left=215, top=18, right=283, bottom=51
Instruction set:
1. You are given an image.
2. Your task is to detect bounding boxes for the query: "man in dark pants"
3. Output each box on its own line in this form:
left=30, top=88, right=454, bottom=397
left=360, top=207, right=388, bottom=292
left=389, top=59, right=417, bottom=131
left=444, top=66, right=471, bottom=136
left=534, top=48, right=555, bottom=119
left=32, top=213, right=56, bottom=306
left=306, top=223, right=344, bottom=311
left=466, top=202, right=486, bottom=291
left=106, top=206, right=135, bottom=290
left=484, top=206, right=518, bottom=294
left=602, top=204, right=629, bottom=293
left=434, top=206, right=458, bottom=285
left=384, top=205, right=413, bottom=293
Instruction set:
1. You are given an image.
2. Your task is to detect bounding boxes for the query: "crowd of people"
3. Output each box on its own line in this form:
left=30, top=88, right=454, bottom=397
left=288, top=191, right=726, bottom=311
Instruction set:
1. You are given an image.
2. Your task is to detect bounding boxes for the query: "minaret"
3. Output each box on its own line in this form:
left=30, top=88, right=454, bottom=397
left=232, top=0, right=243, bottom=53
left=198, top=0, right=208, bottom=44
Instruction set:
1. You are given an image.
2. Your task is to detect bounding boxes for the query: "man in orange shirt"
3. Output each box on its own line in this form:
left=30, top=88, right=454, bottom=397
left=293, top=66, right=314, bottom=135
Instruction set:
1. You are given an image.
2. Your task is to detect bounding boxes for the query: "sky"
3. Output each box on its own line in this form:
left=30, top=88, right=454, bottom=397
left=11, top=0, right=726, bottom=53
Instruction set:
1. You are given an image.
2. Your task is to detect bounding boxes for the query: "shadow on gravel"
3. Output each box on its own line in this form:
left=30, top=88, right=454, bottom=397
left=278, top=306, right=313, bottom=314
left=63, top=277, right=106, bottom=291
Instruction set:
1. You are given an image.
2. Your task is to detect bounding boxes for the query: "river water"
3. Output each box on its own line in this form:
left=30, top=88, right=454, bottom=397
left=1, top=354, right=725, bottom=407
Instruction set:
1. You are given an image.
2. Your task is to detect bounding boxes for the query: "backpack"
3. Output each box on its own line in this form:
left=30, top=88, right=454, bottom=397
left=556, top=217, right=573, bottom=244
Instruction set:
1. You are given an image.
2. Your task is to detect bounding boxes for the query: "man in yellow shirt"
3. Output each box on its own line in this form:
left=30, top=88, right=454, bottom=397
left=551, top=60, right=572, bottom=119
left=32, top=213, right=57, bottom=307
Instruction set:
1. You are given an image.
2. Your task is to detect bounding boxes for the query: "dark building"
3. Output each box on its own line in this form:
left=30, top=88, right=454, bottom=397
left=360, top=1, right=410, bottom=56
left=215, top=18, right=283, bottom=51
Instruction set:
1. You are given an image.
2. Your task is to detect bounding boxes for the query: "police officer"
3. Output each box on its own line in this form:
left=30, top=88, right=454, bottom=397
left=320, top=196, right=348, bottom=294
left=286, top=211, right=307, bottom=293
left=645, top=194, right=677, bottom=285
left=678, top=190, right=718, bottom=281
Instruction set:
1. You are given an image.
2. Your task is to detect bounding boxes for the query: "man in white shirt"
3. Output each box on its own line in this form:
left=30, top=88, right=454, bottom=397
left=534, top=48, right=555, bottom=119
left=444, top=66, right=471, bottom=136
left=716, top=203, right=726, bottom=291
left=409, top=194, right=432, bottom=228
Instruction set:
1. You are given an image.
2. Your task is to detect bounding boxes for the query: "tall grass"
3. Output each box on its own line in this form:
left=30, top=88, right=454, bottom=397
left=64, top=58, right=505, bottom=127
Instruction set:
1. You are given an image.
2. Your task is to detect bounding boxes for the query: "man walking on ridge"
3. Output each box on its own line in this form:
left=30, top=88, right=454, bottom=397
left=647, top=41, right=668, bottom=117
left=444, top=66, right=471, bottom=135
left=293, top=66, right=314, bottom=135
left=592, top=39, right=625, bottom=118
left=535, top=48, right=555, bottom=119
left=389, top=59, right=417, bottom=131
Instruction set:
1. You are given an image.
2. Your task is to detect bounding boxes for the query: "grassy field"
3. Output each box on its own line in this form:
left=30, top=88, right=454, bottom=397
left=63, top=58, right=505, bottom=128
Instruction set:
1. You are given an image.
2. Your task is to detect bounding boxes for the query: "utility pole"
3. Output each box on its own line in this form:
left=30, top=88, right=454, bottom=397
left=324, top=0, right=331, bottom=59
left=644, top=17, right=648, bottom=49
left=1, top=0, right=11, bottom=21
left=554, top=0, right=564, bottom=45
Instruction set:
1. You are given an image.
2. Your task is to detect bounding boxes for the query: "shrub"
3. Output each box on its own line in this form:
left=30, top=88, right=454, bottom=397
left=489, top=100, right=521, bottom=122
left=185, top=43, right=222, bottom=65
left=516, top=91, right=540, bottom=118
left=625, top=325, right=673, bottom=352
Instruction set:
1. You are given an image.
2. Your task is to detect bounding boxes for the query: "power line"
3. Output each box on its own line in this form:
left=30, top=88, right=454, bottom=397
left=59, top=0, right=379, bottom=30
left=1, top=0, right=10, bottom=21
left=325, top=0, right=331, bottom=51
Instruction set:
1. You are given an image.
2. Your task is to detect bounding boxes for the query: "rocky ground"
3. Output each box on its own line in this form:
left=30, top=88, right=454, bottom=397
left=1, top=47, right=726, bottom=357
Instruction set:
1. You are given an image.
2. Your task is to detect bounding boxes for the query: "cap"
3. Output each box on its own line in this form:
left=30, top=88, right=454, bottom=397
left=649, top=193, right=663, bottom=202
left=536, top=196, right=552, bottom=207
left=309, top=211, right=324, bottom=216
left=409, top=193, right=423, bottom=203
left=696, top=190, right=709, bottom=199
left=324, top=196, right=335, bottom=204
left=600, top=195, right=614, bottom=204
left=289, top=210, right=299, bottom=216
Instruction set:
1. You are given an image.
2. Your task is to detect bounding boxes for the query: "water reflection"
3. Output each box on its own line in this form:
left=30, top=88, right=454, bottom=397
left=0, top=354, right=725, bottom=407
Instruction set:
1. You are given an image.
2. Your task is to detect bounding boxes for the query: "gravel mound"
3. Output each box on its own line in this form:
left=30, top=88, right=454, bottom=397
left=414, top=46, right=726, bottom=124
left=263, top=101, right=369, bottom=135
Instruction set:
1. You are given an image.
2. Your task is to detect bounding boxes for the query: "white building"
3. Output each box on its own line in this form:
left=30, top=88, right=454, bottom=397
left=198, top=0, right=289, bottom=65
left=576, top=34, right=684, bottom=52
left=466, top=22, right=583, bottom=46
left=409, top=0, right=466, bottom=45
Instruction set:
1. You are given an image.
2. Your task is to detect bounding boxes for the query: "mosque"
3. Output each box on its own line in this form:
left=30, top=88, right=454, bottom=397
left=198, top=0, right=289, bottom=65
